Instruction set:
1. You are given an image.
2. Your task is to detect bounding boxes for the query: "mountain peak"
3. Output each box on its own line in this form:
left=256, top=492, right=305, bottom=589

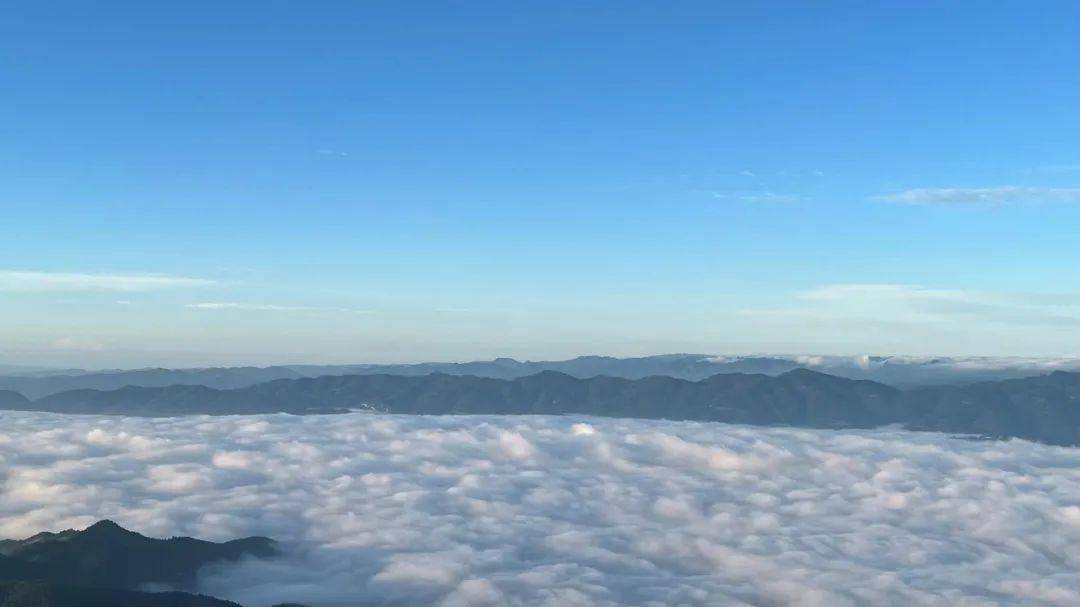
left=0, top=520, right=279, bottom=593
left=781, top=368, right=831, bottom=379
left=82, top=519, right=132, bottom=535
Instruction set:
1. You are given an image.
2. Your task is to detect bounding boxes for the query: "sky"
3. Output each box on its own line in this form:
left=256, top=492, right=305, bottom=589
left=4, top=1, right=1080, bottom=368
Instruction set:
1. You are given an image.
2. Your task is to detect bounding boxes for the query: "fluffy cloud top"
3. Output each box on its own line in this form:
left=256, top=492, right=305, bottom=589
left=0, top=412, right=1078, bottom=606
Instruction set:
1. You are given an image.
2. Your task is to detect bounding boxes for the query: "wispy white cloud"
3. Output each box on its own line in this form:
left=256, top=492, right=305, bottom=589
left=49, top=336, right=106, bottom=352
left=186, top=302, right=318, bottom=312
left=712, top=191, right=800, bottom=204
left=798, top=284, right=969, bottom=302
left=878, top=186, right=1080, bottom=206
left=744, top=283, right=1080, bottom=328
left=0, top=270, right=215, bottom=292
left=1030, top=164, right=1080, bottom=175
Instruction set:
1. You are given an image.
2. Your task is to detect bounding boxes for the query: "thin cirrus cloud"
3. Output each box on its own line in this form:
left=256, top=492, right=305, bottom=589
left=1030, top=164, right=1080, bottom=174
left=49, top=336, right=106, bottom=352
left=711, top=191, right=800, bottom=204
left=0, top=270, right=215, bottom=292
left=878, top=186, right=1080, bottom=206
left=185, top=302, right=319, bottom=312
left=744, top=283, right=1080, bottom=328
left=801, top=283, right=1080, bottom=307
left=798, top=283, right=971, bottom=303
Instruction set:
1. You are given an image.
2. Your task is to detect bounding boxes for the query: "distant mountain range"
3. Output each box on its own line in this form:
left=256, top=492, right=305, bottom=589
left=5, top=354, right=1080, bottom=399
left=2, top=369, right=1080, bottom=446
left=0, top=521, right=285, bottom=607
left=0, top=367, right=308, bottom=400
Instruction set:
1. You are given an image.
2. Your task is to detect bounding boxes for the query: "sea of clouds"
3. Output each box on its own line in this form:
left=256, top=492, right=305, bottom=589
left=1, top=411, right=1079, bottom=606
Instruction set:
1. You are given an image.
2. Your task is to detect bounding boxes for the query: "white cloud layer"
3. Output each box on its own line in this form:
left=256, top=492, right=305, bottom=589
left=0, top=270, right=214, bottom=292
left=1, top=412, right=1078, bottom=606
left=879, top=186, right=1080, bottom=206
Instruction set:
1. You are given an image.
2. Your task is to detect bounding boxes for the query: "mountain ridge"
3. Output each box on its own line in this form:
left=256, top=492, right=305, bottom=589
left=0, top=581, right=243, bottom=607
left=2, top=369, right=1079, bottom=445
left=0, top=521, right=285, bottom=607
left=0, top=519, right=277, bottom=591
left=7, top=354, right=1080, bottom=399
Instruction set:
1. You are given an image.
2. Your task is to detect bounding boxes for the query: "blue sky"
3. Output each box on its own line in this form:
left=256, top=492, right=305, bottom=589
left=4, top=1, right=1080, bottom=367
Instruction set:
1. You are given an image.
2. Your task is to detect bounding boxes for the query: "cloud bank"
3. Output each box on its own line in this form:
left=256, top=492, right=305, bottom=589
left=0, top=412, right=1078, bottom=606
left=0, top=270, right=214, bottom=292
left=879, top=186, right=1080, bottom=206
